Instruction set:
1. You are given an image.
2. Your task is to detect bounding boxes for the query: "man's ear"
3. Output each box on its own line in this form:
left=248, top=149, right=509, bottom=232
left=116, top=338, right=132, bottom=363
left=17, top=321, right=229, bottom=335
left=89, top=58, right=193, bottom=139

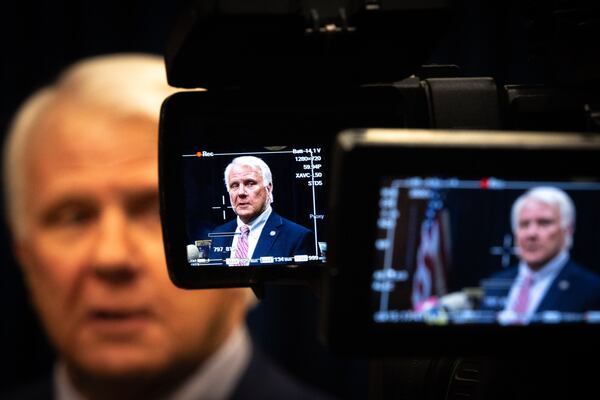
left=563, top=224, right=575, bottom=249
left=12, top=238, right=34, bottom=272
left=266, top=182, right=273, bottom=203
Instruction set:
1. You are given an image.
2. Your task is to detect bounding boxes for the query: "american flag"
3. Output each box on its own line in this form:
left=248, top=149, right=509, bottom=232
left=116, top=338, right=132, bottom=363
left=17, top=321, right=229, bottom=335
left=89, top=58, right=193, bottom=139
left=411, top=193, right=452, bottom=310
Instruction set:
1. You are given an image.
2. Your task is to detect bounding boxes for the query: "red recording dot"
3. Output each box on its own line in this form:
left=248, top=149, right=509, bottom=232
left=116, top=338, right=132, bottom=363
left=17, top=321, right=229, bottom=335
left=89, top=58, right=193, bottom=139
left=196, top=151, right=202, bottom=157
left=479, top=178, right=489, bottom=189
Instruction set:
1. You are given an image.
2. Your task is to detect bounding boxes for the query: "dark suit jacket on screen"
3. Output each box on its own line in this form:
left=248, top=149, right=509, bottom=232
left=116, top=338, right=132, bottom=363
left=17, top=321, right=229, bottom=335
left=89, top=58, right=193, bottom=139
left=482, top=259, right=600, bottom=313
left=208, top=211, right=315, bottom=264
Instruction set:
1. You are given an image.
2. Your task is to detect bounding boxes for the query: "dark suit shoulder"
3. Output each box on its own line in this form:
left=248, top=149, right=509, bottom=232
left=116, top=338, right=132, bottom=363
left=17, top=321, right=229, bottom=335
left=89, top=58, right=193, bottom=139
left=558, top=260, right=600, bottom=305
left=268, top=212, right=310, bottom=234
left=563, top=260, right=600, bottom=285
left=230, top=347, right=335, bottom=400
left=212, top=219, right=238, bottom=233
left=1, top=377, right=53, bottom=400
left=488, top=266, right=518, bottom=280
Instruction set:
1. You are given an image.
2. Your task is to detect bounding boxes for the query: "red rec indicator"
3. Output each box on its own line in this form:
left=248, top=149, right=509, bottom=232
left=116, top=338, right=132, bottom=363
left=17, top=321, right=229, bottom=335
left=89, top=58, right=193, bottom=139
left=196, top=151, right=203, bottom=157
left=479, top=178, right=490, bottom=189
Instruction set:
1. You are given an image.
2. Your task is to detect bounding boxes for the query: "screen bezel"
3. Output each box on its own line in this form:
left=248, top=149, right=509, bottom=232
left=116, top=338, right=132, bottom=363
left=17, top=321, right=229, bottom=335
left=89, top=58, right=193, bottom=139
left=325, top=129, right=600, bottom=357
left=159, top=89, right=405, bottom=289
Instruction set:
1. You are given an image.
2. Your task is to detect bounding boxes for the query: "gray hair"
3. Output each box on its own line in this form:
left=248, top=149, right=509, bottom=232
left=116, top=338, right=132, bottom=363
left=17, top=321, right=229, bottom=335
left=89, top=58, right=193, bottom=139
left=223, top=156, right=273, bottom=203
left=3, top=53, right=182, bottom=238
left=511, top=186, right=575, bottom=249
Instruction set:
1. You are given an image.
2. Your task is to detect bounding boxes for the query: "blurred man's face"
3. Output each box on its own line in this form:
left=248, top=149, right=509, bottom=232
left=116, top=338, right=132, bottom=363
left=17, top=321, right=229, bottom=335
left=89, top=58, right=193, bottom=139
left=227, top=164, right=272, bottom=224
left=515, top=199, right=567, bottom=270
left=15, top=102, right=247, bottom=380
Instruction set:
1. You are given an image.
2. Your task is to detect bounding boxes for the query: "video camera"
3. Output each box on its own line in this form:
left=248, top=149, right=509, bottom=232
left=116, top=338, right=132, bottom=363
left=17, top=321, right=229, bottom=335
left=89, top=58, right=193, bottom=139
left=158, top=0, right=600, bottom=364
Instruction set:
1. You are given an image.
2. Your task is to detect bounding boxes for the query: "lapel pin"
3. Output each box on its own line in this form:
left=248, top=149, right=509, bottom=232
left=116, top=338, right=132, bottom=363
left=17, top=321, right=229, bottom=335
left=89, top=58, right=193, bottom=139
left=558, top=280, right=569, bottom=291
left=270, top=230, right=276, bottom=236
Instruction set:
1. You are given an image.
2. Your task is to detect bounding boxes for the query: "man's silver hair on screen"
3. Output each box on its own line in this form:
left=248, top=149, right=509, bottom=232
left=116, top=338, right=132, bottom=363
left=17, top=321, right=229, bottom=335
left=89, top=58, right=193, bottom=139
left=3, top=53, right=180, bottom=238
left=511, top=186, right=576, bottom=249
left=224, top=156, right=274, bottom=203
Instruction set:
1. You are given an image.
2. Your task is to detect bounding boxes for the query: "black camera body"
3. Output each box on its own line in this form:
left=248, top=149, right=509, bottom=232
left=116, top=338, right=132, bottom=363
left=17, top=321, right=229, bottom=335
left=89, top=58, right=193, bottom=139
left=324, top=129, right=600, bottom=357
left=160, top=0, right=454, bottom=291
left=159, top=86, right=407, bottom=288
left=159, top=0, right=600, bottom=362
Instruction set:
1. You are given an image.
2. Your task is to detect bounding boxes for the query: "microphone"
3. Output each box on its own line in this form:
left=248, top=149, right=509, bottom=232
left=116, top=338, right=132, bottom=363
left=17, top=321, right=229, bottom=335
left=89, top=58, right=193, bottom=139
left=187, top=244, right=201, bottom=261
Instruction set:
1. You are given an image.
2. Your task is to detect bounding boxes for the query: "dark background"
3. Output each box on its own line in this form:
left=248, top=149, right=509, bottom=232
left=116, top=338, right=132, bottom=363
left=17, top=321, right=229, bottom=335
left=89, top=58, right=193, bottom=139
left=1, top=1, right=597, bottom=399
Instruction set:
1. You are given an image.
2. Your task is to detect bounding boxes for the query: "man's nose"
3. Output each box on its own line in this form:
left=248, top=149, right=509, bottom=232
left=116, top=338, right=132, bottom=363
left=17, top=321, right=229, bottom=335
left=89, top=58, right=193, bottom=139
left=90, top=207, right=138, bottom=283
left=237, top=184, right=248, bottom=195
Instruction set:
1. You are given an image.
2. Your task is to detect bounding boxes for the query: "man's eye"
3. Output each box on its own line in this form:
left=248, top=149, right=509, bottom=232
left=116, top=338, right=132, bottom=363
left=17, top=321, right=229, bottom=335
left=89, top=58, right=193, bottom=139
left=44, top=206, right=96, bottom=228
left=519, top=221, right=529, bottom=229
left=128, top=193, right=160, bottom=221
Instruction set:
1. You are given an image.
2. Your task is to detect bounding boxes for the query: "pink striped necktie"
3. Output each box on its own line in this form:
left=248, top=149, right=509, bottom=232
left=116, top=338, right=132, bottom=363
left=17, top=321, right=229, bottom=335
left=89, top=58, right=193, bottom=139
left=234, top=225, right=250, bottom=266
left=512, top=273, right=533, bottom=317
